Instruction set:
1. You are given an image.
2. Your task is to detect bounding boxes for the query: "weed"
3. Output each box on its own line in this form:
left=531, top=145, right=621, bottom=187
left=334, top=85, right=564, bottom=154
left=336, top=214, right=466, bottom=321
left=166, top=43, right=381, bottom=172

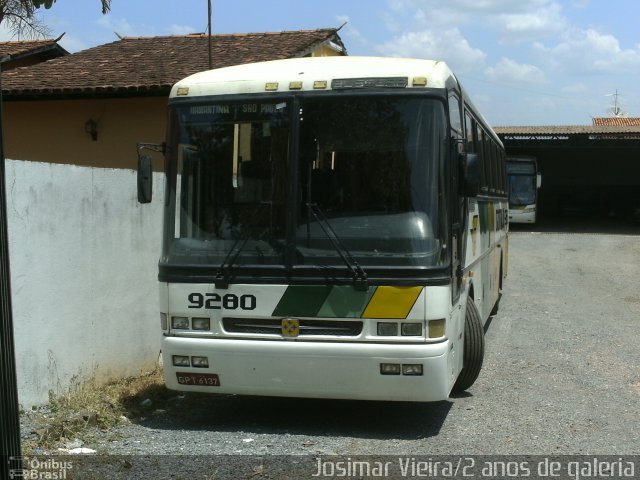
left=22, top=367, right=168, bottom=453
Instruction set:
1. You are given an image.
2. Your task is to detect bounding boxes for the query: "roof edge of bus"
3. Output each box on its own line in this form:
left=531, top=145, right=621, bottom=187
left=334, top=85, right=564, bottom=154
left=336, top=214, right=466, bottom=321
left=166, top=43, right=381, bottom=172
left=169, top=56, right=456, bottom=97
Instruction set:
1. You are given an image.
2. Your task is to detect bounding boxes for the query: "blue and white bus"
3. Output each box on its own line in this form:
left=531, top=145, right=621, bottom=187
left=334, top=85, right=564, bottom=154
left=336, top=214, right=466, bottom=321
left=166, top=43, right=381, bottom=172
left=138, top=56, right=508, bottom=401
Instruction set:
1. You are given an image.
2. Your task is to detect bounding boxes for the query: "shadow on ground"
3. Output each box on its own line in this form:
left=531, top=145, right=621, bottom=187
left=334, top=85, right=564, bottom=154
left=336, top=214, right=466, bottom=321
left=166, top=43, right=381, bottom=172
left=510, top=214, right=640, bottom=235
left=125, top=387, right=452, bottom=441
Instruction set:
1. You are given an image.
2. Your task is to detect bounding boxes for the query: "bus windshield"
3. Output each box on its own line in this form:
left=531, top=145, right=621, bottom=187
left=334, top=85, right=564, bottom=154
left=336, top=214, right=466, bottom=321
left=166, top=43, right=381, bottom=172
left=297, top=96, right=448, bottom=267
left=162, top=96, right=448, bottom=271
left=507, top=162, right=537, bottom=206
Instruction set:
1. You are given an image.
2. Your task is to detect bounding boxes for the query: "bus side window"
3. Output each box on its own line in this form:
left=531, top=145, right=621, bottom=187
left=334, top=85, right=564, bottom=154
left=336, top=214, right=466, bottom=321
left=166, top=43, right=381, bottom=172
left=464, top=112, right=474, bottom=153
left=502, top=152, right=508, bottom=194
left=484, top=132, right=495, bottom=195
left=489, top=143, right=497, bottom=194
left=448, top=94, right=462, bottom=135
left=495, top=145, right=504, bottom=194
left=477, top=126, right=487, bottom=194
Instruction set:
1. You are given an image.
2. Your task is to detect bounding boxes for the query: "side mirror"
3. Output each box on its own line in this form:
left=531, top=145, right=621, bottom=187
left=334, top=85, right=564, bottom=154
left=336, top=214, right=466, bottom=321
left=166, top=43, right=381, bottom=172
left=460, top=153, right=480, bottom=197
left=136, top=142, right=164, bottom=204
left=536, top=173, right=542, bottom=189
left=137, top=155, right=153, bottom=203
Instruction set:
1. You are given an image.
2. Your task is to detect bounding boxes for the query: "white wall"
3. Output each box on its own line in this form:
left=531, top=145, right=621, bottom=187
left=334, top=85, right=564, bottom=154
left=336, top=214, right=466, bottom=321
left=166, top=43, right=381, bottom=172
left=5, top=159, right=165, bottom=406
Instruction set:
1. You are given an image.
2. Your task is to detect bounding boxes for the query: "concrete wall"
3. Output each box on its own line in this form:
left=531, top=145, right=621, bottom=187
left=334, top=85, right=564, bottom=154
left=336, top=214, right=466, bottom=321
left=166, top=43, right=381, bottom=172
left=6, top=159, right=165, bottom=406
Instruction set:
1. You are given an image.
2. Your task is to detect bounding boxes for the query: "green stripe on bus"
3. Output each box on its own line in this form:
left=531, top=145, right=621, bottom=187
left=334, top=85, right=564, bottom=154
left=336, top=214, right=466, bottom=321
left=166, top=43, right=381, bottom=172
left=272, top=286, right=333, bottom=317
left=316, top=286, right=377, bottom=318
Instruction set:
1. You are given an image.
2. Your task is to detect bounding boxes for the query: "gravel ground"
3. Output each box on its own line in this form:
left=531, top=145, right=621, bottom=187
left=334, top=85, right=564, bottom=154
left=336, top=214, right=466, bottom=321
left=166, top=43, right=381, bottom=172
left=19, top=230, right=640, bottom=478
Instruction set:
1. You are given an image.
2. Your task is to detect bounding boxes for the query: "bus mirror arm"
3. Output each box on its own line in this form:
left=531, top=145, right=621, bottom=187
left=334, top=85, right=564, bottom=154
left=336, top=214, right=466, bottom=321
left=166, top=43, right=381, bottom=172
left=136, top=142, right=165, bottom=204
left=460, top=152, right=480, bottom=197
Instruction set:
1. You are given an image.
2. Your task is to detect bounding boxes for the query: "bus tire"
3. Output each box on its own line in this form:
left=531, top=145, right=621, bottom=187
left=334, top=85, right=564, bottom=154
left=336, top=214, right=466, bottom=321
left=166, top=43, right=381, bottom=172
left=452, top=296, right=485, bottom=394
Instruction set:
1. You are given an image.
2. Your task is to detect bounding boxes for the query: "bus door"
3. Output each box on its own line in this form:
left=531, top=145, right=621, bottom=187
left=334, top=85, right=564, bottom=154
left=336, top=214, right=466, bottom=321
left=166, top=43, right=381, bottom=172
left=449, top=93, right=464, bottom=302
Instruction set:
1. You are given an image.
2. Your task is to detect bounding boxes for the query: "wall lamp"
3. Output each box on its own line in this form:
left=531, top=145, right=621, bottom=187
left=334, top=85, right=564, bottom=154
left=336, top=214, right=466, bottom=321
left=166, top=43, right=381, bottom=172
left=84, top=119, right=98, bottom=141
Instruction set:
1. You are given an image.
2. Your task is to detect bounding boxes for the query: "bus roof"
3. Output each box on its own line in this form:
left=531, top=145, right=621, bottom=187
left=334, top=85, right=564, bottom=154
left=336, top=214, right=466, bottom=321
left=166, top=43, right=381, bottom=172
left=170, top=56, right=458, bottom=98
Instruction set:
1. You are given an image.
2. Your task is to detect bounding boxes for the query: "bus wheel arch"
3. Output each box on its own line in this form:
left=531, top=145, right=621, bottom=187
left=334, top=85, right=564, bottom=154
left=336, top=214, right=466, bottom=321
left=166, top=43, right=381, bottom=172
left=451, top=295, right=485, bottom=394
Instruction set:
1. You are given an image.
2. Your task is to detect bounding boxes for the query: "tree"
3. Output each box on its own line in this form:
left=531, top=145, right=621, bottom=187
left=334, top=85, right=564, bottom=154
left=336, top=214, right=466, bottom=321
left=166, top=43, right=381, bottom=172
left=0, top=0, right=111, bottom=38
left=31, top=0, right=111, bottom=13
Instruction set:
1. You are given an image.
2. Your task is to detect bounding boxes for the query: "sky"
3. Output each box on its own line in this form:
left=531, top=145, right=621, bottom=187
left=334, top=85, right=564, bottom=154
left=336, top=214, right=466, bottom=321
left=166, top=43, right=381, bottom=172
left=2, top=0, right=639, bottom=126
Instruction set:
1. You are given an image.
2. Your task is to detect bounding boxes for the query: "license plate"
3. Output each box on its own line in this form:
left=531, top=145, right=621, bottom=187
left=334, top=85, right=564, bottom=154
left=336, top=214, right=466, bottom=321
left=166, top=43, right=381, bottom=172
left=176, top=372, right=220, bottom=387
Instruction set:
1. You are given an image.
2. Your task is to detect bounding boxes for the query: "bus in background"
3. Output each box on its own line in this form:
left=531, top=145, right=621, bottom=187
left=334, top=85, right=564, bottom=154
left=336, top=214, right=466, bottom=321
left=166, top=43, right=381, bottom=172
left=137, top=56, right=508, bottom=402
left=507, top=156, right=542, bottom=224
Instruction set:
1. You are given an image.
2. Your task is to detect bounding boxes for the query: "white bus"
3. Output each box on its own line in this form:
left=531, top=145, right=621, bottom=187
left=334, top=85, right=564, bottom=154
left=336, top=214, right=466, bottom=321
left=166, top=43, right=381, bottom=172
left=138, top=56, right=508, bottom=401
left=507, top=156, right=542, bottom=224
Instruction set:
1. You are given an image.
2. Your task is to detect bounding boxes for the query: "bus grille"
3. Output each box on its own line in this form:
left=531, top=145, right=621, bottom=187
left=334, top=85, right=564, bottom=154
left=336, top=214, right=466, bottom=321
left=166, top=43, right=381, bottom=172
left=222, top=317, right=363, bottom=337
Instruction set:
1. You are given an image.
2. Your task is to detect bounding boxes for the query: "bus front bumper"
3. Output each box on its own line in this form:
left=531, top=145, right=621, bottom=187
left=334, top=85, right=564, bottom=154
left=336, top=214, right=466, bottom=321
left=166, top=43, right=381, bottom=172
left=161, top=336, right=452, bottom=402
left=509, top=206, right=536, bottom=223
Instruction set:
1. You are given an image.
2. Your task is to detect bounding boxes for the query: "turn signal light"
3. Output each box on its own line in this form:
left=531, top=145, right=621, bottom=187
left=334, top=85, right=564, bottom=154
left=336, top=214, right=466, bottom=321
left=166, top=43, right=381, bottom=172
left=428, top=319, right=446, bottom=338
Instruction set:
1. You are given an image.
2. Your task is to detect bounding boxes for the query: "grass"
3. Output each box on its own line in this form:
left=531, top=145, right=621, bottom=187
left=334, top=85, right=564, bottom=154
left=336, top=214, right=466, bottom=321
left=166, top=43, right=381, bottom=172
left=22, top=367, right=175, bottom=453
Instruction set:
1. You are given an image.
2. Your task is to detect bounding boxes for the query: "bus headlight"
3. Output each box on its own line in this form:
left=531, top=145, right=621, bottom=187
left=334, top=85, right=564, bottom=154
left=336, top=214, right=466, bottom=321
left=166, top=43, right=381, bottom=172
left=192, top=318, right=210, bottom=331
left=171, top=316, right=189, bottom=329
left=377, top=322, right=398, bottom=336
left=401, top=323, right=422, bottom=336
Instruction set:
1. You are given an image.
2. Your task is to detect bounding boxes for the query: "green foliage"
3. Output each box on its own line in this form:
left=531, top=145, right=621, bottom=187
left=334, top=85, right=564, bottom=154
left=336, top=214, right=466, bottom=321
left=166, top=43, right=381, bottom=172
left=31, top=0, right=111, bottom=13
left=0, top=0, right=111, bottom=37
left=31, top=0, right=55, bottom=9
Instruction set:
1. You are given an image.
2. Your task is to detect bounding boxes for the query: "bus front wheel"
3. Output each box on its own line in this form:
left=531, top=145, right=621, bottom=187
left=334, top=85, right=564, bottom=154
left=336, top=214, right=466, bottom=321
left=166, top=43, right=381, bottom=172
left=451, top=296, right=485, bottom=394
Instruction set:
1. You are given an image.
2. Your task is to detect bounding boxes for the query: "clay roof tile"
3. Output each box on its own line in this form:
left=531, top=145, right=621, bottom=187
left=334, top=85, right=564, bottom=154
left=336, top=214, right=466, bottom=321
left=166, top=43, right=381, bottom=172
left=2, top=29, right=345, bottom=98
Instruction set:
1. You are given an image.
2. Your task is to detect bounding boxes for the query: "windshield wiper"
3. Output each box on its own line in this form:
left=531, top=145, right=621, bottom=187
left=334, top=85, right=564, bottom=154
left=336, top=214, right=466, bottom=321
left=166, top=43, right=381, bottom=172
left=306, top=203, right=369, bottom=291
left=214, top=202, right=274, bottom=289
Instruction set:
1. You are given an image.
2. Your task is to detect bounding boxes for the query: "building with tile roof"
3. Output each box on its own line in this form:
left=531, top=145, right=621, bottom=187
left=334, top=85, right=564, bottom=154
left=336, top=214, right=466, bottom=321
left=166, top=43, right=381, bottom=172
left=495, top=122, right=640, bottom=224
left=2, top=28, right=346, bottom=168
left=2, top=29, right=345, bottom=99
left=592, top=117, right=640, bottom=127
left=0, top=38, right=68, bottom=70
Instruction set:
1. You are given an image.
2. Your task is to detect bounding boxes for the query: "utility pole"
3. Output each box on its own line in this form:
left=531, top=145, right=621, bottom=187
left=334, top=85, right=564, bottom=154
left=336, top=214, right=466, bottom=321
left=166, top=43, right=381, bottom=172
left=208, top=0, right=213, bottom=70
left=0, top=55, right=22, bottom=480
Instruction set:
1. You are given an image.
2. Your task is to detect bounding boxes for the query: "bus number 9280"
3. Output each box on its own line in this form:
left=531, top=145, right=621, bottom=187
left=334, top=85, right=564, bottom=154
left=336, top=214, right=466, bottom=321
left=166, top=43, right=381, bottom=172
left=188, top=293, right=257, bottom=311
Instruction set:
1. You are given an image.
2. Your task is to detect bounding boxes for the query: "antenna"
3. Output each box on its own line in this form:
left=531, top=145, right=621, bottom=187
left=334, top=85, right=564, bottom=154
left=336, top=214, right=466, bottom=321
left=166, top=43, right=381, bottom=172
left=208, top=0, right=212, bottom=70
left=605, top=89, right=627, bottom=117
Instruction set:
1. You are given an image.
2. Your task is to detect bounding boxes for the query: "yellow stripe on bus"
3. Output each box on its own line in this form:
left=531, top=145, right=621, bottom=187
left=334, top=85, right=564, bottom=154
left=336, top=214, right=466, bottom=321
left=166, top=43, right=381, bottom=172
left=362, top=286, right=423, bottom=319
